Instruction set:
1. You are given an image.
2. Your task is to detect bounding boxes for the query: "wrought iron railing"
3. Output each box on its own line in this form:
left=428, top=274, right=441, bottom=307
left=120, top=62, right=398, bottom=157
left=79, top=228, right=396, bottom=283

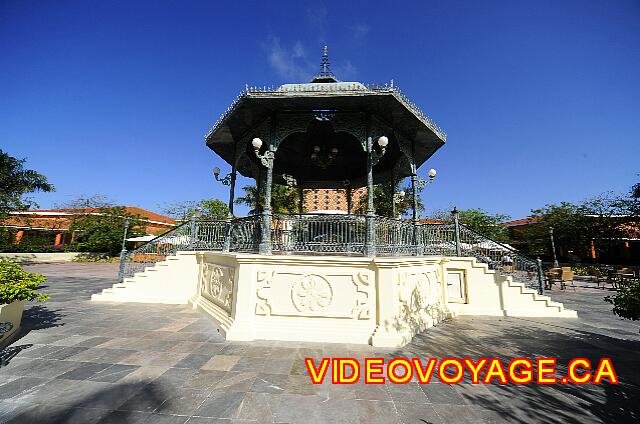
left=120, top=214, right=543, bottom=294
left=375, top=217, right=418, bottom=256
left=228, top=215, right=261, bottom=252
left=192, top=220, right=229, bottom=251
left=272, top=213, right=366, bottom=255
left=422, top=223, right=458, bottom=256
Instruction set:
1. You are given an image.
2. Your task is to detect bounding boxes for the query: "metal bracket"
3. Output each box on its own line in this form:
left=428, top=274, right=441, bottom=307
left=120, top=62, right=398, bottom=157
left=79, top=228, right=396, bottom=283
left=282, top=174, right=297, bottom=187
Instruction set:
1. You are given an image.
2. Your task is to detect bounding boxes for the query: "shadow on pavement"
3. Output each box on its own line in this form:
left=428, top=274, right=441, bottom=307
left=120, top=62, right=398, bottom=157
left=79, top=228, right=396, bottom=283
left=6, top=381, right=169, bottom=423
left=20, top=305, right=64, bottom=331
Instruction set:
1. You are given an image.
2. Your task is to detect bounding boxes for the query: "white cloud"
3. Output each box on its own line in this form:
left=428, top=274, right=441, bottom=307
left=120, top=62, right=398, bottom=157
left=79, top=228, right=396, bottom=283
left=333, top=60, right=357, bottom=80
left=267, top=38, right=314, bottom=82
left=351, top=23, right=370, bottom=41
left=266, top=38, right=358, bottom=82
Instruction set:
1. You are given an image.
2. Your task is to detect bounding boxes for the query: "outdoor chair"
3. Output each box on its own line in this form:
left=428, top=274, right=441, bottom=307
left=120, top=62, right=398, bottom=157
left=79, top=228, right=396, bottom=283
left=605, top=269, right=620, bottom=290
left=561, top=269, right=575, bottom=291
left=616, top=268, right=635, bottom=287
left=545, top=267, right=562, bottom=290
left=593, top=269, right=605, bottom=289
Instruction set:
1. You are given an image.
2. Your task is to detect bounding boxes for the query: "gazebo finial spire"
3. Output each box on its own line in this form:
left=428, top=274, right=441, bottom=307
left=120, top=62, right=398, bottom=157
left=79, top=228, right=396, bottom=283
left=320, top=46, right=331, bottom=77
left=310, top=46, right=338, bottom=83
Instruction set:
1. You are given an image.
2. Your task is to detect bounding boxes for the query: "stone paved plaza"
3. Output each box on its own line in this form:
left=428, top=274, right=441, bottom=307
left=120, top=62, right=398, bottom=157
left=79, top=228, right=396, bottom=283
left=1, top=263, right=639, bottom=423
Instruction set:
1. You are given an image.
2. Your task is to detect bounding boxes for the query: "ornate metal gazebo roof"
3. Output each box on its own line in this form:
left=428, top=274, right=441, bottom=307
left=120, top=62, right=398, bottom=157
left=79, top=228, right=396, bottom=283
left=205, top=48, right=446, bottom=189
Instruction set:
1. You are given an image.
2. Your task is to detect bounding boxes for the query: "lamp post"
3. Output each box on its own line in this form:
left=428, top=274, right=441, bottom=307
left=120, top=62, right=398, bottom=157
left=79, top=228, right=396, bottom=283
left=117, top=218, right=130, bottom=282
left=451, top=206, right=462, bottom=257
left=252, top=137, right=275, bottom=254
left=364, top=135, right=388, bottom=257
left=549, top=226, right=559, bottom=267
left=213, top=167, right=236, bottom=216
left=410, top=168, right=436, bottom=254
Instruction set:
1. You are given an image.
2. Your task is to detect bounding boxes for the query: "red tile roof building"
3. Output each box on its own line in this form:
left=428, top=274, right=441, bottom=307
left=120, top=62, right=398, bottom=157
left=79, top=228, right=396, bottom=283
left=2, top=207, right=175, bottom=247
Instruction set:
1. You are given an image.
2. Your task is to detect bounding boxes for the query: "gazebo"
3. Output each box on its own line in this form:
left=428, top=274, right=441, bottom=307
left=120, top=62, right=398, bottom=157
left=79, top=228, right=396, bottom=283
left=205, top=47, right=445, bottom=256
left=93, top=48, right=574, bottom=347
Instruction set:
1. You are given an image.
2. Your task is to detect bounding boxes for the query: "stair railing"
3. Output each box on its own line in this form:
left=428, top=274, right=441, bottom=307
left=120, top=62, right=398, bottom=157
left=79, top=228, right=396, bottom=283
left=452, top=224, right=544, bottom=295
left=119, top=220, right=195, bottom=280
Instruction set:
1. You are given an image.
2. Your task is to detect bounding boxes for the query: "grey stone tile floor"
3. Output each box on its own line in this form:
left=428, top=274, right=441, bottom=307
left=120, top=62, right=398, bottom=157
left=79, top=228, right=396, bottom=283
left=1, top=263, right=639, bottom=423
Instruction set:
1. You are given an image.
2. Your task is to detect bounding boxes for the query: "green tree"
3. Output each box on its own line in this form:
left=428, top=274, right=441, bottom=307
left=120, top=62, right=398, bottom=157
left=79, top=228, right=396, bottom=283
left=54, top=194, right=114, bottom=209
left=430, top=208, right=510, bottom=242
left=0, top=150, right=54, bottom=219
left=354, top=179, right=422, bottom=218
left=510, top=192, right=639, bottom=262
left=578, top=192, right=640, bottom=259
left=459, top=209, right=510, bottom=242
left=235, top=185, right=299, bottom=215
left=69, top=207, right=145, bottom=256
left=162, top=199, right=230, bottom=221
left=199, top=199, right=230, bottom=219
left=515, top=202, right=588, bottom=259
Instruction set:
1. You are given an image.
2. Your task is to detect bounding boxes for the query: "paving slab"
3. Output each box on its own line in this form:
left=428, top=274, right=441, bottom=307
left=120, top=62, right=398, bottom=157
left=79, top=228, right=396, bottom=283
left=0, top=263, right=637, bottom=423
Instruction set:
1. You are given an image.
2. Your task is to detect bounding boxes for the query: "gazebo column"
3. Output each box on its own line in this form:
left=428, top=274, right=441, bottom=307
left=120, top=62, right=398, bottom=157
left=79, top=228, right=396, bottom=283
left=251, top=125, right=276, bottom=256
left=259, top=150, right=274, bottom=255
left=390, top=166, right=396, bottom=219
left=411, top=171, right=419, bottom=254
left=365, top=136, right=376, bottom=257
left=228, top=168, right=237, bottom=216
left=222, top=165, right=236, bottom=253
left=410, top=138, right=421, bottom=255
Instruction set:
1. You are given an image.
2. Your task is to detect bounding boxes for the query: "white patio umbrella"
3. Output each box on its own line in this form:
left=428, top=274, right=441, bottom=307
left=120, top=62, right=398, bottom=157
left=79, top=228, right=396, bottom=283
left=126, top=235, right=157, bottom=242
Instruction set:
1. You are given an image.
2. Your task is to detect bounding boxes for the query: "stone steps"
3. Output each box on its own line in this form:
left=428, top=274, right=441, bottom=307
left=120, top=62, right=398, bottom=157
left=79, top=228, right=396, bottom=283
left=460, top=258, right=577, bottom=318
left=91, top=252, right=198, bottom=304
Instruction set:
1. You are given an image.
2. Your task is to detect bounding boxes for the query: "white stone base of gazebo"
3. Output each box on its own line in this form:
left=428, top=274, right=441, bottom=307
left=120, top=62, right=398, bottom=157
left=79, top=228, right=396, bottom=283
left=92, top=252, right=577, bottom=347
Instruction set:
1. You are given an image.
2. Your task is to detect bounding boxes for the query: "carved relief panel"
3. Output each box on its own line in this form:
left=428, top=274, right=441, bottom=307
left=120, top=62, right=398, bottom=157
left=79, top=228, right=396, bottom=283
left=200, top=263, right=235, bottom=315
left=255, top=269, right=371, bottom=319
left=397, top=269, right=443, bottom=316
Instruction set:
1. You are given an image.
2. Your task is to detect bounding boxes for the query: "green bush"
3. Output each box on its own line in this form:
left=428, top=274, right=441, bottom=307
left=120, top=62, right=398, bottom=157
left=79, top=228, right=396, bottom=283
left=0, top=260, right=49, bottom=304
left=72, top=254, right=117, bottom=263
left=606, top=280, right=640, bottom=322
left=573, top=265, right=603, bottom=276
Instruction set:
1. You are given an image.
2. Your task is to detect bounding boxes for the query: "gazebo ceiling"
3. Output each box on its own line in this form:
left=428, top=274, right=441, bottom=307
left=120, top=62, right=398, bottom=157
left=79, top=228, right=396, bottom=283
left=205, top=76, right=446, bottom=189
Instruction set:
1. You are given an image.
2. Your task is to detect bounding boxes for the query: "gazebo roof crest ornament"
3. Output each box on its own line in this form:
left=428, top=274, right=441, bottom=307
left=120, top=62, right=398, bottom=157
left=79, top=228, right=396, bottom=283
left=205, top=82, right=447, bottom=142
left=204, top=47, right=446, bottom=142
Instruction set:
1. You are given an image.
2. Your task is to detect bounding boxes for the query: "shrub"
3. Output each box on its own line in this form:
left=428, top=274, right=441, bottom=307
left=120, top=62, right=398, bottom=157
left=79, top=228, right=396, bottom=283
left=0, top=260, right=49, bottom=304
left=72, top=253, right=117, bottom=263
left=605, top=280, right=640, bottom=322
left=573, top=265, right=603, bottom=276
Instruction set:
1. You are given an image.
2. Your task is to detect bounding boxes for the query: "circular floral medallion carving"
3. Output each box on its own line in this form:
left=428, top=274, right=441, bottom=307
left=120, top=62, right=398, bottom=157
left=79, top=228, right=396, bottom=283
left=291, top=274, right=333, bottom=313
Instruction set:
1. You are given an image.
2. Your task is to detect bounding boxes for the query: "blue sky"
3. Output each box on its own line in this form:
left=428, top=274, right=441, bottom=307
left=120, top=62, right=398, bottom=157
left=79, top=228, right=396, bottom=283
left=2, top=0, right=639, bottom=219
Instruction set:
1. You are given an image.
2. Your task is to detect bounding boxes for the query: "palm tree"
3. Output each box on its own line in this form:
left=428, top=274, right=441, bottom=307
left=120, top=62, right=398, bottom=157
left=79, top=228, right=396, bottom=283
left=235, top=185, right=299, bottom=215
left=0, top=149, right=54, bottom=218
